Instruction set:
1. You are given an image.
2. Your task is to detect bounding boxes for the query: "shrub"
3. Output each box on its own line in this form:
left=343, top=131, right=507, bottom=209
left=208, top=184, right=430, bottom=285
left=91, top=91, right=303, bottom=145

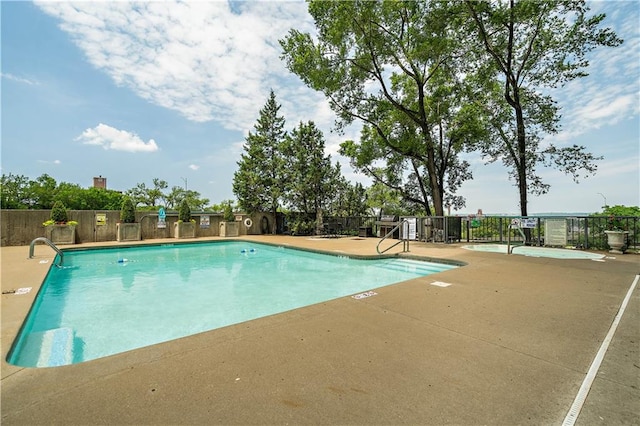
left=290, top=218, right=315, bottom=235
left=120, top=197, right=136, bottom=223
left=178, top=199, right=192, bottom=222
left=223, top=202, right=235, bottom=222
left=50, top=201, right=68, bottom=224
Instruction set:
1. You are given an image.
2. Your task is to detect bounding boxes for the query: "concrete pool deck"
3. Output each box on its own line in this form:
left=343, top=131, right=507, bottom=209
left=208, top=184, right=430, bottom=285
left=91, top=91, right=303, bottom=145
left=1, top=235, right=638, bottom=425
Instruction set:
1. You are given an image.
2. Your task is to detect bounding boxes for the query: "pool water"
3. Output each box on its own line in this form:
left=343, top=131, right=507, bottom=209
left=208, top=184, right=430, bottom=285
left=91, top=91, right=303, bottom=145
left=463, top=244, right=605, bottom=260
left=8, top=241, right=457, bottom=367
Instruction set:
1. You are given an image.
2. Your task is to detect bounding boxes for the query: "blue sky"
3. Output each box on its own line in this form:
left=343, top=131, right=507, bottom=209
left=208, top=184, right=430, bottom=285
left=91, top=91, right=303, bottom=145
left=2, top=1, right=638, bottom=215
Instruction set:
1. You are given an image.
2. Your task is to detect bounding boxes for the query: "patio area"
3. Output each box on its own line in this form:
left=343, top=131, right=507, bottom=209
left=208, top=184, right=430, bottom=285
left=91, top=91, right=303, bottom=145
left=2, top=235, right=638, bottom=425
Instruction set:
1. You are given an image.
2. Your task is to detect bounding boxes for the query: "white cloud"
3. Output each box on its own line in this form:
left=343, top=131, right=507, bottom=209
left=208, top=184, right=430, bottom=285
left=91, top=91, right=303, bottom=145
left=35, top=0, right=637, bottom=195
left=188, top=164, right=199, bottom=171
left=1, top=72, right=39, bottom=85
left=574, top=92, right=636, bottom=122
left=592, top=155, right=640, bottom=178
left=76, top=123, right=159, bottom=153
left=35, top=1, right=321, bottom=133
left=552, top=2, right=640, bottom=144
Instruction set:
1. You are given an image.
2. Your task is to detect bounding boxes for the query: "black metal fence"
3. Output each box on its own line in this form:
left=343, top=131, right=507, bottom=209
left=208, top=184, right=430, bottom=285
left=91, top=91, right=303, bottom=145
left=453, top=215, right=639, bottom=251
left=321, top=215, right=639, bottom=252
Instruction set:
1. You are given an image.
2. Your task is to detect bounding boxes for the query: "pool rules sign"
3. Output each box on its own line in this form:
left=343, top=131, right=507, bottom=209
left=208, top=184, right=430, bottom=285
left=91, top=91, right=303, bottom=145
left=545, top=218, right=567, bottom=246
left=157, top=207, right=166, bottom=229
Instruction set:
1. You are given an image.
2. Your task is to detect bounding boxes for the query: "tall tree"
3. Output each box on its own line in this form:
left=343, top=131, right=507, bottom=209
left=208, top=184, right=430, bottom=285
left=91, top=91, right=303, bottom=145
left=29, top=174, right=58, bottom=209
left=281, top=121, right=341, bottom=228
left=339, top=47, right=482, bottom=215
left=464, top=0, right=622, bottom=216
left=54, top=182, right=86, bottom=209
left=165, top=186, right=209, bottom=211
left=78, top=187, right=125, bottom=210
left=0, top=173, right=33, bottom=209
left=232, top=90, right=287, bottom=233
left=331, top=181, right=369, bottom=217
left=365, top=181, right=405, bottom=217
left=281, top=1, right=473, bottom=216
left=149, top=178, right=168, bottom=207
left=126, top=178, right=168, bottom=208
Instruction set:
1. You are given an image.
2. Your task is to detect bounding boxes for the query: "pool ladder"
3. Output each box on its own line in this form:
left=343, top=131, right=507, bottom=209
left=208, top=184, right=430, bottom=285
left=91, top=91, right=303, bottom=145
left=376, top=219, right=410, bottom=255
left=506, top=224, right=527, bottom=254
left=29, top=237, right=64, bottom=267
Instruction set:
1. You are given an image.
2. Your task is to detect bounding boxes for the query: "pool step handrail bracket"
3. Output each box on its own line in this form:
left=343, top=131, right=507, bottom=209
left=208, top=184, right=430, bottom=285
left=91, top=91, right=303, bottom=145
left=29, top=237, right=64, bottom=267
left=507, top=222, right=527, bottom=254
left=377, top=219, right=410, bottom=255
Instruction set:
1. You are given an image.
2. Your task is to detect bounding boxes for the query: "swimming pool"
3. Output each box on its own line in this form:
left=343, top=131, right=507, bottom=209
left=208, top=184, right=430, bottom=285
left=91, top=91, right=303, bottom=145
left=462, top=244, right=605, bottom=260
left=8, top=241, right=457, bottom=367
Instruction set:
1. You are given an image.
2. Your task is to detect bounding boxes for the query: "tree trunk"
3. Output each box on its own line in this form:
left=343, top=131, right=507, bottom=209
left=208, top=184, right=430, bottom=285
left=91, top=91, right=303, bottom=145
left=425, top=150, right=444, bottom=216
left=514, top=96, right=531, bottom=242
left=514, top=102, right=528, bottom=217
left=316, top=208, right=324, bottom=235
left=272, top=207, right=277, bottom=234
left=411, top=159, right=433, bottom=216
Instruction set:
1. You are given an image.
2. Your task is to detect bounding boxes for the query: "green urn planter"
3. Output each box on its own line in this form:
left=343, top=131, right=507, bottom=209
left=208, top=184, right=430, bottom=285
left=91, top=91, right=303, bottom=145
left=116, top=223, right=141, bottom=242
left=45, top=224, right=76, bottom=245
left=604, top=230, right=628, bottom=254
left=174, top=221, right=196, bottom=239
left=220, top=221, right=239, bottom=237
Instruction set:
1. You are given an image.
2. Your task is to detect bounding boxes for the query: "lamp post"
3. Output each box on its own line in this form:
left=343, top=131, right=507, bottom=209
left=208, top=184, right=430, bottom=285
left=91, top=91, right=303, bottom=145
left=597, top=192, right=607, bottom=209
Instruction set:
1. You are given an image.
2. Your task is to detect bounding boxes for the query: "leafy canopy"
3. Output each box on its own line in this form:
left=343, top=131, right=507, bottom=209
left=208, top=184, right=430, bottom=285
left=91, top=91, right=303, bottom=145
left=281, top=1, right=478, bottom=216
left=464, top=0, right=622, bottom=215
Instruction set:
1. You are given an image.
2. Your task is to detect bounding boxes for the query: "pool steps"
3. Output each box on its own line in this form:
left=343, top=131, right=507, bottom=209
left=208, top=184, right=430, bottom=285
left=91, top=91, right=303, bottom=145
left=19, top=327, right=74, bottom=367
left=378, top=259, right=457, bottom=275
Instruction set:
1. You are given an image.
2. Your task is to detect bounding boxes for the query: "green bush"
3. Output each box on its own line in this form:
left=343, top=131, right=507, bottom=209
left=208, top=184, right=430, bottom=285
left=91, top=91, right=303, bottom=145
left=223, top=202, right=235, bottom=222
left=290, top=218, right=315, bottom=235
left=50, top=201, right=68, bottom=223
left=178, top=199, right=191, bottom=222
left=120, top=197, right=136, bottom=223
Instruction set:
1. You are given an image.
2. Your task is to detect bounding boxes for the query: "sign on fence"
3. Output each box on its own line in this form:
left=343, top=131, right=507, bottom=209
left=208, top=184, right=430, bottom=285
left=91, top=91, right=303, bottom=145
left=95, top=213, right=106, bottom=226
left=401, top=217, right=417, bottom=240
left=157, top=207, right=166, bottom=229
left=545, top=219, right=567, bottom=246
left=511, top=218, right=537, bottom=229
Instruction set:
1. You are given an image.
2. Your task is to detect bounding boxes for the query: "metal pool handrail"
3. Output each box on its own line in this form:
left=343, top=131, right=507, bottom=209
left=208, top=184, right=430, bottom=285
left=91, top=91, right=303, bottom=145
left=376, top=219, right=410, bottom=255
left=507, top=224, right=527, bottom=254
left=29, top=237, right=64, bottom=267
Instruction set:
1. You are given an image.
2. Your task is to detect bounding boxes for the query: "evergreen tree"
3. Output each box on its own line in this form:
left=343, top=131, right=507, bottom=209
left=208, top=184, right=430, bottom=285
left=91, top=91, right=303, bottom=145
left=120, top=197, right=136, bottom=223
left=341, top=182, right=368, bottom=217
left=232, top=90, right=287, bottom=233
left=50, top=201, right=68, bottom=223
left=282, top=121, right=341, bottom=230
left=178, top=199, right=192, bottom=222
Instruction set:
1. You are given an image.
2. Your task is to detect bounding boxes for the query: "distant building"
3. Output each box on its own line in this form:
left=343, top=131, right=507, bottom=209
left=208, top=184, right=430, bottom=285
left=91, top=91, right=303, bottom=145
left=93, top=176, right=107, bottom=189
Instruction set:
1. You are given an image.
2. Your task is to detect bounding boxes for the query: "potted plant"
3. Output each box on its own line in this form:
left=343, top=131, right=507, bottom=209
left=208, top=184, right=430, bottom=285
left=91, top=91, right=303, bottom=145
left=116, top=197, right=141, bottom=242
left=174, top=199, right=196, bottom=239
left=604, top=215, right=628, bottom=254
left=43, top=201, right=77, bottom=244
left=219, top=202, right=239, bottom=237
